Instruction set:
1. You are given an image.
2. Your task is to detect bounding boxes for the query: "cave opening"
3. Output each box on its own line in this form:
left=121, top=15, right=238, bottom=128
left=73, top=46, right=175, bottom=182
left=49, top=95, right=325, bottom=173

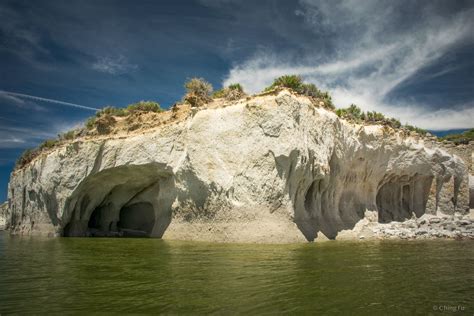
left=62, top=163, right=176, bottom=238
left=376, top=175, right=433, bottom=223
left=85, top=202, right=156, bottom=237
left=118, top=202, right=155, bottom=237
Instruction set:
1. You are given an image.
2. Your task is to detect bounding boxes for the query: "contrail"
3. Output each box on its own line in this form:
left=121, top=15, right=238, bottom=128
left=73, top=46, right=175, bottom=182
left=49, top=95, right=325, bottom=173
left=0, top=90, right=99, bottom=111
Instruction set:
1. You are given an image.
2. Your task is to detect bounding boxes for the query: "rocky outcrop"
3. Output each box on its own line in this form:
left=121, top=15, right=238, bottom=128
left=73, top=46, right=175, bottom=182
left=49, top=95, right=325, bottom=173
left=334, top=210, right=474, bottom=240
left=5, top=90, right=472, bottom=242
left=0, top=202, right=8, bottom=230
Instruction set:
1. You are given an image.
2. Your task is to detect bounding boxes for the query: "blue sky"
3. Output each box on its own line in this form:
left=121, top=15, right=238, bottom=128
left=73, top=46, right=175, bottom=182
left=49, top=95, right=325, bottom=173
left=0, top=0, right=473, bottom=201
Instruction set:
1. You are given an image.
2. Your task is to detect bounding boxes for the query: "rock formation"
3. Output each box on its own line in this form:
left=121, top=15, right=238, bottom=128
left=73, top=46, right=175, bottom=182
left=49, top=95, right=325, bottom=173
left=5, top=90, right=472, bottom=242
left=0, top=202, right=8, bottom=230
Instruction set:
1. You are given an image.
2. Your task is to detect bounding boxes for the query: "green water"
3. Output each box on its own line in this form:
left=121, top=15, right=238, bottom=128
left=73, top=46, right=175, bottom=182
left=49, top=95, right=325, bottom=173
left=0, top=232, right=472, bottom=315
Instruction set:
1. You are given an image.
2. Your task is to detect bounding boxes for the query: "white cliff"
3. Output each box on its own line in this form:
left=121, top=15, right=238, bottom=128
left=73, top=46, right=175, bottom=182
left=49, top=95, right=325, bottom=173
left=0, top=202, right=7, bottom=230
left=5, top=90, right=471, bottom=242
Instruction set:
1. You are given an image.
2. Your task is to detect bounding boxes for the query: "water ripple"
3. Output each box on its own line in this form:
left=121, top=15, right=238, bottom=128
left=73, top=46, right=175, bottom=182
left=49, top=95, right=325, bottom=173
left=0, top=233, right=473, bottom=314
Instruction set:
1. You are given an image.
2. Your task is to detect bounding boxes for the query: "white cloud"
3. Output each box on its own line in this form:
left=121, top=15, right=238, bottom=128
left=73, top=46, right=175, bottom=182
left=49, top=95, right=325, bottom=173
left=223, top=1, right=474, bottom=130
left=92, top=55, right=138, bottom=75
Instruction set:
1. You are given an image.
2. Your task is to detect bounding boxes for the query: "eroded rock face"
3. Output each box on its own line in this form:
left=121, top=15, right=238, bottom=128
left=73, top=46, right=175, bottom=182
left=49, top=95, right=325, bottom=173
left=0, top=202, right=8, bottom=230
left=5, top=90, right=470, bottom=242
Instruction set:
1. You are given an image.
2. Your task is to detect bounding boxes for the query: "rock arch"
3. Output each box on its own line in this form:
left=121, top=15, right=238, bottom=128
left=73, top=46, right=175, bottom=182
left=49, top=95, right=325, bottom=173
left=62, top=163, right=176, bottom=237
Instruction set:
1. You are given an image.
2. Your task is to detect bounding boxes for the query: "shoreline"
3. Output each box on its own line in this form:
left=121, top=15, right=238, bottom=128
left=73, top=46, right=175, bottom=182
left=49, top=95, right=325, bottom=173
left=3, top=210, right=473, bottom=243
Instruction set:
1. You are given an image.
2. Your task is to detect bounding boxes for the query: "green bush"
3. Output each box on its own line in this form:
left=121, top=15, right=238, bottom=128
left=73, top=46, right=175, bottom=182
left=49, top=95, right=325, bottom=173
left=365, top=111, right=385, bottom=122
left=95, top=114, right=116, bottom=135
left=337, top=104, right=364, bottom=121
left=335, top=108, right=347, bottom=118
left=264, top=76, right=335, bottom=109
left=212, top=83, right=246, bottom=100
left=347, top=104, right=363, bottom=120
left=212, top=89, right=226, bottom=98
left=388, top=118, right=402, bottom=129
left=15, top=148, right=38, bottom=169
left=403, top=124, right=427, bottom=135
left=96, top=106, right=127, bottom=117
left=336, top=105, right=411, bottom=131
left=184, top=77, right=213, bottom=98
left=86, top=117, right=96, bottom=130
left=300, top=83, right=333, bottom=108
left=299, top=83, right=320, bottom=98
left=440, top=128, right=474, bottom=144
left=59, top=130, right=75, bottom=141
left=228, top=83, right=243, bottom=92
left=39, top=139, right=59, bottom=150
left=265, top=75, right=303, bottom=92
left=127, top=101, right=162, bottom=113
left=184, top=77, right=213, bottom=107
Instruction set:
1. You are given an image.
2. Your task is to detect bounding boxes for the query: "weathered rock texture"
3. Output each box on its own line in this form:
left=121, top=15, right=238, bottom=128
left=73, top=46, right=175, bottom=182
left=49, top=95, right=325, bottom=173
left=5, top=90, right=472, bottom=242
left=0, top=202, right=8, bottom=230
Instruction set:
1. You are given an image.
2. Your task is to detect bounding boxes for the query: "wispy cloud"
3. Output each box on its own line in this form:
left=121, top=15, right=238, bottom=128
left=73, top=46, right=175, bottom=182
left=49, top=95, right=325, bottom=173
left=0, top=116, right=86, bottom=149
left=223, top=1, right=474, bottom=130
left=0, top=91, right=98, bottom=111
left=92, top=55, right=138, bottom=75
left=0, top=124, right=56, bottom=149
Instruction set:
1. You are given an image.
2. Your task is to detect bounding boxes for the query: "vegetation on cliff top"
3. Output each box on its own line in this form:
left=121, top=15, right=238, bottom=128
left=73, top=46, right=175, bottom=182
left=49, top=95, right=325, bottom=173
left=212, top=83, right=246, bottom=101
left=15, top=100, right=163, bottom=169
left=264, top=75, right=335, bottom=110
left=335, top=104, right=428, bottom=134
left=85, top=101, right=163, bottom=132
left=183, top=77, right=213, bottom=107
left=15, top=75, right=436, bottom=170
left=336, top=104, right=428, bottom=135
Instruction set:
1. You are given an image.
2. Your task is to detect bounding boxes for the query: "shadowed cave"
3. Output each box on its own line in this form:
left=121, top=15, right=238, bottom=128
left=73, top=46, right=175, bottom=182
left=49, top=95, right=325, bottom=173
left=376, top=174, right=433, bottom=223
left=298, top=172, right=436, bottom=241
left=86, top=202, right=156, bottom=237
left=62, top=163, right=176, bottom=238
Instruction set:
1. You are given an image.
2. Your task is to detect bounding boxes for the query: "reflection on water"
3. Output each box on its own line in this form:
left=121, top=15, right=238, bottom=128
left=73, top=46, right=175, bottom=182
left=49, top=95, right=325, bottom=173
left=0, top=232, right=472, bottom=314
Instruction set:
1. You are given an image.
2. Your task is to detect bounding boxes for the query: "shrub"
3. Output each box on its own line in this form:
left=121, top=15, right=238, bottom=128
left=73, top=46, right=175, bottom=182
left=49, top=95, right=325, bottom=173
left=39, top=139, right=59, bottom=150
left=264, top=76, right=335, bottom=109
left=95, top=115, right=116, bottom=135
left=347, top=104, right=363, bottom=118
left=96, top=106, right=127, bottom=117
left=403, top=124, right=428, bottom=136
left=184, top=77, right=213, bottom=107
left=127, top=101, right=162, bottom=113
left=86, top=117, right=96, bottom=130
left=15, top=148, right=38, bottom=169
left=59, top=130, right=75, bottom=141
left=319, top=93, right=332, bottom=109
left=299, top=83, right=320, bottom=98
left=228, top=83, right=243, bottom=92
left=212, top=83, right=246, bottom=100
left=265, top=75, right=303, bottom=92
left=185, top=78, right=213, bottom=98
left=338, top=104, right=364, bottom=121
left=336, top=105, right=407, bottom=130
left=307, top=87, right=335, bottom=110
left=365, top=111, right=385, bottom=122
left=212, top=89, right=226, bottom=98
left=225, top=88, right=246, bottom=101
left=335, top=108, right=347, bottom=118
left=388, top=118, right=401, bottom=129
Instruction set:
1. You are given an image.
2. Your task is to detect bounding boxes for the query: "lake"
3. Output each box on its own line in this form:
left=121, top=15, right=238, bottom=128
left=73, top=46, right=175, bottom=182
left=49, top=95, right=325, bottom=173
left=0, top=231, right=472, bottom=314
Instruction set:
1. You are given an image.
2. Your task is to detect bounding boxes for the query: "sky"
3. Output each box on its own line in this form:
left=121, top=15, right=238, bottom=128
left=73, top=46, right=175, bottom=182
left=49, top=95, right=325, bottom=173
left=0, top=0, right=473, bottom=201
